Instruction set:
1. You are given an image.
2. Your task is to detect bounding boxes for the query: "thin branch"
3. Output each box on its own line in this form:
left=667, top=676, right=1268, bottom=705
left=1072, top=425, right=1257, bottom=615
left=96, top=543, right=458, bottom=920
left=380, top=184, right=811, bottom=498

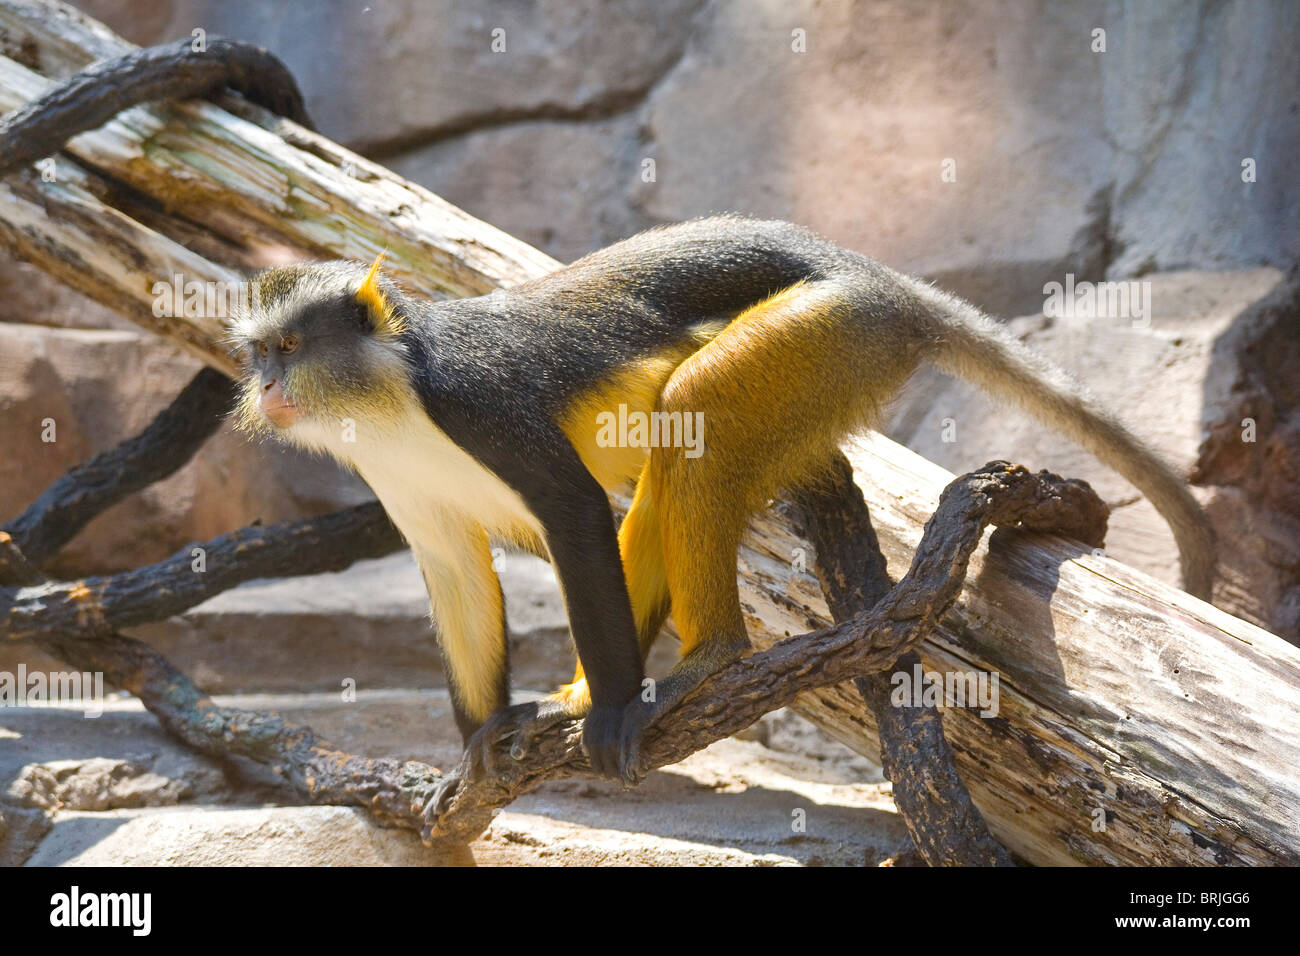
left=787, top=452, right=1023, bottom=866
left=0, top=35, right=312, bottom=177
left=1, top=502, right=404, bottom=641
left=3, top=366, right=235, bottom=566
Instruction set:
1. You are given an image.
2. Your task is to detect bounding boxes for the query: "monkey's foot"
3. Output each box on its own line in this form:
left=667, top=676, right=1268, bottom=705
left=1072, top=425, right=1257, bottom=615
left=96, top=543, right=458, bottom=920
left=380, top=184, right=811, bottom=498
left=422, top=699, right=572, bottom=832
left=616, top=639, right=749, bottom=785
left=468, top=699, right=574, bottom=778
left=615, top=695, right=665, bottom=786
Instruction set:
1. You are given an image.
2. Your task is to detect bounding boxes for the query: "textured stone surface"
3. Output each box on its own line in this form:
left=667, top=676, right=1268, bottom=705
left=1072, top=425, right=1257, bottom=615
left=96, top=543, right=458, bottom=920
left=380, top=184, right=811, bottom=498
left=85, top=0, right=705, bottom=154
left=8, top=692, right=897, bottom=867
left=26, top=805, right=472, bottom=866
left=387, top=115, right=646, bottom=265
left=0, top=701, right=258, bottom=815
left=1191, top=267, right=1300, bottom=640
left=59, top=0, right=1297, bottom=311
left=0, top=248, right=137, bottom=331
left=0, top=323, right=368, bottom=577
left=0, top=804, right=51, bottom=867
left=884, top=266, right=1298, bottom=638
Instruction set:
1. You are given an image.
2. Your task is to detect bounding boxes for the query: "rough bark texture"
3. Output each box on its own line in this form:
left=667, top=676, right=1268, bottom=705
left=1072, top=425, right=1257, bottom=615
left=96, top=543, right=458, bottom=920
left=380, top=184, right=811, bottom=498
left=0, top=34, right=314, bottom=176
left=787, top=453, right=1017, bottom=867
left=1, top=502, right=404, bottom=641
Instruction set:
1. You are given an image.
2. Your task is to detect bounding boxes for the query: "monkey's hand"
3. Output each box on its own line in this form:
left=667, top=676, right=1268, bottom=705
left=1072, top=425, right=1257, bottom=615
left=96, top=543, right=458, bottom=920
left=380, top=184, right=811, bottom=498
left=472, top=698, right=574, bottom=774
left=424, top=696, right=630, bottom=828
left=615, top=693, right=662, bottom=786
left=464, top=696, right=628, bottom=781
left=424, top=698, right=571, bottom=828
left=578, top=703, right=627, bottom=780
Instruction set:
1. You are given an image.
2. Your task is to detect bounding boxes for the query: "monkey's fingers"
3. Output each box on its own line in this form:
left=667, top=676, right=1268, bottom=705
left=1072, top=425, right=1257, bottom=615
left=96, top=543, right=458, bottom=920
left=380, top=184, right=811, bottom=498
left=611, top=700, right=657, bottom=786
left=423, top=770, right=463, bottom=828
left=580, top=703, right=632, bottom=780
left=617, top=738, right=645, bottom=787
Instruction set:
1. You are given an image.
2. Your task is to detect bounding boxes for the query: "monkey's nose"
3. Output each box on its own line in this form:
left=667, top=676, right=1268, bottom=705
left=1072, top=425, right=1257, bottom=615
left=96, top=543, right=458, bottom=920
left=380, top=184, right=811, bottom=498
left=262, top=377, right=277, bottom=392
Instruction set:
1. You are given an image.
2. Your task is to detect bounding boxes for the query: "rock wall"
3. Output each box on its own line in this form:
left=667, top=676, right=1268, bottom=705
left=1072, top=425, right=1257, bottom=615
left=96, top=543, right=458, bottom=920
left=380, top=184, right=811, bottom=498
left=1, top=1, right=1296, bottom=634
left=64, top=0, right=1300, bottom=311
left=0, top=323, right=369, bottom=575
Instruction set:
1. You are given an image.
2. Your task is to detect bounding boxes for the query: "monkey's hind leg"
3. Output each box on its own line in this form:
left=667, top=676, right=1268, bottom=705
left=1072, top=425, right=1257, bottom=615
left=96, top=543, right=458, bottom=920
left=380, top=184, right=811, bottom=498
left=616, top=282, right=873, bottom=781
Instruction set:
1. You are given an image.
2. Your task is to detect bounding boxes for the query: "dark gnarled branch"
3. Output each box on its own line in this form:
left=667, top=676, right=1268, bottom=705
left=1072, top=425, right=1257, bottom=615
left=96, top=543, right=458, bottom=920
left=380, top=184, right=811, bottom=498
left=1, top=501, right=404, bottom=641
left=788, top=453, right=1021, bottom=867
left=3, top=366, right=234, bottom=566
left=0, top=35, right=312, bottom=177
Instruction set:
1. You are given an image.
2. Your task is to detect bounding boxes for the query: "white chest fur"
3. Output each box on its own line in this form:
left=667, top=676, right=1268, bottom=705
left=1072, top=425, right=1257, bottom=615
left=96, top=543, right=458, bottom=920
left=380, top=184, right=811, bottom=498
left=289, top=399, right=542, bottom=548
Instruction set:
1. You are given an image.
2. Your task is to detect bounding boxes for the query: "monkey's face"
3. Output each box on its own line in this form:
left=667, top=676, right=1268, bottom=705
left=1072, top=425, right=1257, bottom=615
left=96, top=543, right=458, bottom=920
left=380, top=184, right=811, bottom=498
left=228, top=258, right=411, bottom=445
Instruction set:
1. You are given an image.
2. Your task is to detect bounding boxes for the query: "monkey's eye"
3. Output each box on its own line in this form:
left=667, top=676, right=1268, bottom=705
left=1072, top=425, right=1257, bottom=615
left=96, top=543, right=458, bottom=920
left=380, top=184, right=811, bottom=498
left=255, top=341, right=270, bottom=359
left=280, top=334, right=301, bottom=355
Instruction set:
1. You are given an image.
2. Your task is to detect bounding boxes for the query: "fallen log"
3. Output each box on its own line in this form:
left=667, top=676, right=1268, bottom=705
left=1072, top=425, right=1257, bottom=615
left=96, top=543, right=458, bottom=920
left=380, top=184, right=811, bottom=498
left=1, top=0, right=1297, bottom=866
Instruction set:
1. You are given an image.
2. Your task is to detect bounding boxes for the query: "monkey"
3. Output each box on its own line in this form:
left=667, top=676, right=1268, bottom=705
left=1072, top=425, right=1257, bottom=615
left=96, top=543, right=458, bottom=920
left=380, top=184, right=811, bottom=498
left=228, top=215, right=1214, bottom=810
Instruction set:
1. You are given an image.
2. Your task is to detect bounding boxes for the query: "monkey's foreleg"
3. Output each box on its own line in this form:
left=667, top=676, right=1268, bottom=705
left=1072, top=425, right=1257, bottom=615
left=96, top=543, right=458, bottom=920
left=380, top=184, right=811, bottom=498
left=617, top=633, right=750, bottom=783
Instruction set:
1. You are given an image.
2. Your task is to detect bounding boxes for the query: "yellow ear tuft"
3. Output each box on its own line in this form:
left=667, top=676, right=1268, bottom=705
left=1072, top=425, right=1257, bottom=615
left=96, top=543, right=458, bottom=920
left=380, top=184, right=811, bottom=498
left=355, top=252, right=405, bottom=337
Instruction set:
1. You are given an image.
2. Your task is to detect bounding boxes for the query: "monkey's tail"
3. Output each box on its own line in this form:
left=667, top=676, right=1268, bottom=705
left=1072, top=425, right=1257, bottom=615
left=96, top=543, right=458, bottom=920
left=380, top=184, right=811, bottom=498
left=908, top=279, right=1215, bottom=600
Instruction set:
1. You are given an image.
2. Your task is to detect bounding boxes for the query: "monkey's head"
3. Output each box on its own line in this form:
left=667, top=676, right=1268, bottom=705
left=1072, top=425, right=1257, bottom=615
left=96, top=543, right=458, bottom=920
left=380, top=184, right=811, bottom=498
left=229, top=255, right=413, bottom=446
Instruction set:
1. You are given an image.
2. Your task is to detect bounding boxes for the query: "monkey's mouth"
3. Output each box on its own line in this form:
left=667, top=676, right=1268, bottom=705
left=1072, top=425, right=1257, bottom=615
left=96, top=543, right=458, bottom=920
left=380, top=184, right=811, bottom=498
left=259, top=380, right=302, bottom=428
left=262, top=399, right=301, bottom=428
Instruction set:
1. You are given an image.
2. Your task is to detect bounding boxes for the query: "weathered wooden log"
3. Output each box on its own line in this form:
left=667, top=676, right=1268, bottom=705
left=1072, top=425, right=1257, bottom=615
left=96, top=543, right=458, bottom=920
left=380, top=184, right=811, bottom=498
left=0, top=0, right=558, bottom=380
left=1, top=1, right=1297, bottom=866
left=756, top=433, right=1300, bottom=866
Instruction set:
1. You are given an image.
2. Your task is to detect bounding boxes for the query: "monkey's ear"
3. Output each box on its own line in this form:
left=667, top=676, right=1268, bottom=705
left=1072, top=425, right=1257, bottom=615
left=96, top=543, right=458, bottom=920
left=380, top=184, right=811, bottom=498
left=355, top=253, right=405, bottom=338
